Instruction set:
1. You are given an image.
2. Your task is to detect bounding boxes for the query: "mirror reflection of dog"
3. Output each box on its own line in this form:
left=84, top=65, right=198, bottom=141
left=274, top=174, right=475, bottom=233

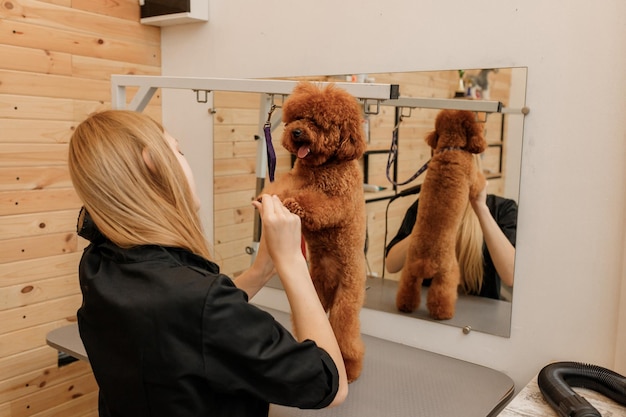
left=396, top=110, right=487, bottom=320
left=260, top=82, right=367, bottom=382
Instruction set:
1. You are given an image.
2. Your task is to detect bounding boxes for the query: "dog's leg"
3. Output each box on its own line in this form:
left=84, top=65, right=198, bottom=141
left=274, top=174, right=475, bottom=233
left=426, top=262, right=459, bottom=320
left=396, top=264, right=423, bottom=313
left=309, top=252, right=365, bottom=382
left=328, top=282, right=365, bottom=383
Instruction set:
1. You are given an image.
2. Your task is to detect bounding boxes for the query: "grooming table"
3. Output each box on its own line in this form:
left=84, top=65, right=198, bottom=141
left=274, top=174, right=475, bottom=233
left=47, top=307, right=514, bottom=417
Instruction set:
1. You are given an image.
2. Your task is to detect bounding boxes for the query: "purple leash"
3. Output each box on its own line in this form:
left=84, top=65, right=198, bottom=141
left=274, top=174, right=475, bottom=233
left=264, top=105, right=277, bottom=182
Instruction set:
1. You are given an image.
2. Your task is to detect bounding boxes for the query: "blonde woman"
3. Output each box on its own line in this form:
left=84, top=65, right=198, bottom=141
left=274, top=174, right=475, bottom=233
left=68, top=110, right=347, bottom=417
left=385, top=157, right=517, bottom=299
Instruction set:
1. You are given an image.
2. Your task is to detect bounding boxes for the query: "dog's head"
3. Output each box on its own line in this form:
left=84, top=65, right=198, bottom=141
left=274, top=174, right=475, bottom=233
left=281, top=82, right=366, bottom=166
left=425, top=110, right=487, bottom=154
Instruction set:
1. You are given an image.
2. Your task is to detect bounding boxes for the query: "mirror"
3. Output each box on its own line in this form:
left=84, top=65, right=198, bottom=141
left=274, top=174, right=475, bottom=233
left=211, top=67, right=527, bottom=338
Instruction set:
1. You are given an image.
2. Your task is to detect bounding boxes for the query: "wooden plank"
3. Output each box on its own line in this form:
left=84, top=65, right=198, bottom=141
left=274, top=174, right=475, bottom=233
left=72, top=0, right=141, bottom=21
left=2, top=0, right=160, bottom=45
left=72, top=99, right=163, bottom=122
left=213, top=151, right=290, bottom=179
left=0, top=119, right=75, bottom=143
left=213, top=189, right=255, bottom=211
left=213, top=108, right=259, bottom=125
left=0, top=188, right=81, bottom=215
left=28, top=390, right=98, bottom=417
left=213, top=157, right=256, bottom=178
left=0, top=94, right=75, bottom=121
left=0, top=346, right=59, bottom=381
left=71, top=99, right=110, bottom=121
left=37, top=0, right=71, bottom=6
left=213, top=141, right=234, bottom=160
left=9, top=372, right=98, bottom=417
left=0, top=144, right=69, bottom=167
left=219, top=253, right=251, bottom=277
left=213, top=173, right=256, bottom=194
left=214, top=222, right=254, bottom=246
left=213, top=207, right=255, bottom=232
left=0, top=43, right=72, bottom=75
left=0, top=274, right=80, bottom=312
left=0, top=232, right=78, bottom=263
left=0, top=69, right=110, bottom=101
left=0, top=20, right=160, bottom=66
left=0, top=294, right=81, bottom=335
left=214, top=237, right=255, bottom=261
left=0, top=320, right=71, bottom=357
left=0, top=209, right=77, bottom=239
left=0, top=166, right=72, bottom=191
left=71, top=54, right=160, bottom=81
left=232, top=140, right=260, bottom=159
left=213, top=124, right=260, bottom=143
left=0, top=253, right=81, bottom=286
left=0, top=359, right=92, bottom=404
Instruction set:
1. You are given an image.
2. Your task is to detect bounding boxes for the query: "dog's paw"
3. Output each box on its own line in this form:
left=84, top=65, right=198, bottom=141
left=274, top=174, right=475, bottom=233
left=344, top=356, right=364, bottom=383
left=283, top=198, right=305, bottom=218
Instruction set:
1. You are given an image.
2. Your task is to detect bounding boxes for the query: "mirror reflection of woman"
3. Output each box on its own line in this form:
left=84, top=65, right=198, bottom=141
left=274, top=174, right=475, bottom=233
left=385, top=156, right=517, bottom=300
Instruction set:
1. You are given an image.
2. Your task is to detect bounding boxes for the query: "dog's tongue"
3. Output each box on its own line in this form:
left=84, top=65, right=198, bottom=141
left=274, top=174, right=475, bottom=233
left=297, top=145, right=311, bottom=159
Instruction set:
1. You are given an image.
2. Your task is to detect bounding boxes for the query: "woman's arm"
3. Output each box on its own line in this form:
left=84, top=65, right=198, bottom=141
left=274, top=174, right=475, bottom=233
left=471, top=187, right=516, bottom=287
left=233, top=236, right=275, bottom=299
left=384, top=199, right=419, bottom=273
left=253, top=194, right=348, bottom=407
left=385, top=237, right=411, bottom=273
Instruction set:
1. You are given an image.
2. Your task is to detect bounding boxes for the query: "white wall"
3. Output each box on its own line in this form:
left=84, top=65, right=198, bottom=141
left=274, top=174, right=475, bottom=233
left=160, top=0, right=626, bottom=391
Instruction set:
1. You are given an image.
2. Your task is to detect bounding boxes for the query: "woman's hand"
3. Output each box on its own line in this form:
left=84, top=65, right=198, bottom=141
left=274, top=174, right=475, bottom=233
left=470, top=180, right=489, bottom=214
left=234, top=194, right=302, bottom=299
left=252, top=194, right=304, bottom=267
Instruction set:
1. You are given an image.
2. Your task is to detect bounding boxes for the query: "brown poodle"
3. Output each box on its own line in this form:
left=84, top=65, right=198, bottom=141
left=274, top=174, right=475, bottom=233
left=396, top=109, right=487, bottom=320
left=261, top=82, right=367, bottom=382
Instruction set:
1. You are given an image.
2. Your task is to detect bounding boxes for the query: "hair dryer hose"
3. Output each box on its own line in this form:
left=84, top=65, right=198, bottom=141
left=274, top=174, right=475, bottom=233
left=537, top=362, right=626, bottom=417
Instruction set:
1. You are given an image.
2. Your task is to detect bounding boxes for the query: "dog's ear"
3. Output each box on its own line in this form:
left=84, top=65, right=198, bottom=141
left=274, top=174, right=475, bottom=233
left=425, top=130, right=438, bottom=149
left=462, top=113, right=488, bottom=154
left=337, top=120, right=367, bottom=160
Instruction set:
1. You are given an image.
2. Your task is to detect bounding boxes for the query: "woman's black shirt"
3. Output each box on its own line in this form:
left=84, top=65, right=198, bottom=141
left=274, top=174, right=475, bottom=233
left=77, top=237, right=339, bottom=417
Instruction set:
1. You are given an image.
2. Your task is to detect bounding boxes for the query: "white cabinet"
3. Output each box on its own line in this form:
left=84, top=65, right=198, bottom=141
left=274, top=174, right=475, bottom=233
left=140, top=0, right=208, bottom=26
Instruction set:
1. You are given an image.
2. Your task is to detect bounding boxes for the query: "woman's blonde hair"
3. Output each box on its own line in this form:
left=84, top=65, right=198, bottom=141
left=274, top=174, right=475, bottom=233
left=68, top=110, right=212, bottom=260
left=456, top=154, right=485, bottom=294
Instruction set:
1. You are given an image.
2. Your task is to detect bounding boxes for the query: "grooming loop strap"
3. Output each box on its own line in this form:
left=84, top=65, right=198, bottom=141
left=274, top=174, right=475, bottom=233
left=386, top=116, right=430, bottom=186
left=264, top=104, right=277, bottom=182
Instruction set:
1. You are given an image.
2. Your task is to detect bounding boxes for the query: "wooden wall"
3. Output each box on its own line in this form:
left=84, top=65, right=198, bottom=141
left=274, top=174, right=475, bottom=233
left=0, top=1, right=161, bottom=415
left=213, top=70, right=513, bottom=281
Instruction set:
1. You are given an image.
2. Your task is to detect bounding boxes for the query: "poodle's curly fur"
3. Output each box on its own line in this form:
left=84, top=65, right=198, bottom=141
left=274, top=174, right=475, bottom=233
left=396, top=110, right=487, bottom=320
left=261, top=82, right=367, bottom=382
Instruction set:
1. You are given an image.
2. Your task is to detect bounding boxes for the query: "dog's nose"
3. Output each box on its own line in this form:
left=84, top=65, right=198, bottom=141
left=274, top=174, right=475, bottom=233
left=292, top=129, right=302, bottom=138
